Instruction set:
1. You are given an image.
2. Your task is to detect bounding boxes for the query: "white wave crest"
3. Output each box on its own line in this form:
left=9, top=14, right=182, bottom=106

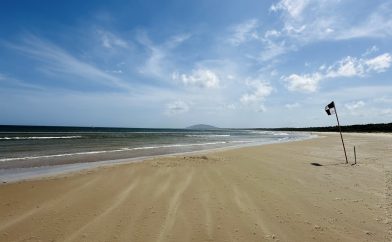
left=273, top=132, right=289, bottom=136
left=0, top=141, right=245, bottom=162
left=185, top=134, right=230, bottom=137
left=0, top=136, right=82, bottom=140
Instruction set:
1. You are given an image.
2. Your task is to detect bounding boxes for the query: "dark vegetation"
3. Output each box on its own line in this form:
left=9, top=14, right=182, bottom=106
left=254, top=122, right=392, bottom=133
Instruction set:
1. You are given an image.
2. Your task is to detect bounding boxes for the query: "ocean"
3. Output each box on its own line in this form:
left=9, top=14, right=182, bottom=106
left=0, top=126, right=312, bottom=180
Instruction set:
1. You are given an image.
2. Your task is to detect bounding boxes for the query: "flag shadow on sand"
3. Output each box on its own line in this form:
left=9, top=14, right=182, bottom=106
left=310, top=162, right=351, bottom=167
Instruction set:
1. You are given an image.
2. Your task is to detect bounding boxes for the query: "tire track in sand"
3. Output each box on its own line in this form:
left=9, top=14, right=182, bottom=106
left=384, top=170, right=392, bottom=241
left=211, top=165, right=272, bottom=238
left=64, top=176, right=141, bottom=242
left=157, top=170, right=194, bottom=242
left=0, top=176, right=100, bottom=232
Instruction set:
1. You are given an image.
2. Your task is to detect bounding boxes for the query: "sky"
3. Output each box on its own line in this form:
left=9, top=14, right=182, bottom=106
left=0, top=0, right=391, bottom=128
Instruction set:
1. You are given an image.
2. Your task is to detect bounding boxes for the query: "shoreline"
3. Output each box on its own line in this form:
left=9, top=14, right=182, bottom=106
left=0, top=132, right=390, bottom=241
left=0, top=132, right=317, bottom=183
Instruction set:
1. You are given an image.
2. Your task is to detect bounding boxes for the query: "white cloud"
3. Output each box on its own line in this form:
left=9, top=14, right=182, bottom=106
left=326, top=56, right=365, bottom=78
left=326, top=53, right=391, bottom=77
left=365, top=53, right=392, bottom=72
left=173, top=69, right=220, bottom=88
left=270, top=0, right=310, bottom=19
left=108, top=70, right=123, bottom=74
left=271, top=1, right=392, bottom=43
left=97, top=30, right=129, bottom=49
left=284, top=73, right=321, bottom=92
left=137, top=32, right=165, bottom=77
left=165, top=100, right=189, bottom=115
left=285, top=102, right=300, bottom=109
left=264, top=30, right=281, bottom=38
left=285, top=52, right=392, bottom=92
left=259, top=40, right=291, bottom=61
left=319, top=64, right=326, bottom=71
left=345, top=100, right=365, bottom=111
left=363, top=45, right=379, bottom=57
left=283, top=24, right=306, bottom=35
left=228, top=19, right=295, bottom=62
left=165, top=33, right=191, bottom=48
left=240, top=80, right=272, bottom=104
left=229, top=19, right=259, bottom=46
left=338, top=3, right=392, bottom=40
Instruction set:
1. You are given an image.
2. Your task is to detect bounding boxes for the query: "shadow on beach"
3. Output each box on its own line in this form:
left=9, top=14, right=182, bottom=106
left=310, top=162, right=351, bottom=167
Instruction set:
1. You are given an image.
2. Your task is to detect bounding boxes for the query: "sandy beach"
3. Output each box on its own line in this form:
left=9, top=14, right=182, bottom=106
left=0, top=132, right=391, bottom=242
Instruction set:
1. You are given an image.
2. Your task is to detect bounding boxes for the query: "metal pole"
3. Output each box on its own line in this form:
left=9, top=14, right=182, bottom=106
left=354, top=146, right=357, bottom=165
left=334, top=106, right=348, bottom=164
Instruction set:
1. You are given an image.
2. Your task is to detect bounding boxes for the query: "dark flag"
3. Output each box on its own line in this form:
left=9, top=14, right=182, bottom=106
left=325, top=101, right=335, bottom=115
left=324, top=101, right=348, bottom=164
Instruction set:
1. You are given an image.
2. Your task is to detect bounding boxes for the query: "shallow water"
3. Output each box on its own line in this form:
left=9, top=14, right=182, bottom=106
left=0, top=127, right=310, bottom=170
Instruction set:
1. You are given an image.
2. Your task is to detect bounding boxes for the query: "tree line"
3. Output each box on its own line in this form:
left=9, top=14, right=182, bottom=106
left=254, top=122, right=392, bottom=133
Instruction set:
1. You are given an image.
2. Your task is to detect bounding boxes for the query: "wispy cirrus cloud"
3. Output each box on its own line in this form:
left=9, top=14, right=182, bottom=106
left=97, top=29, right=130, bottom=49
left=0, top=73, right=45, bottom=90
left=137, top=31, right=191, bottom=78
left=228, top=19, right=259, bottom=46
left=8, top=34, right=131, bottom=90
left=226, top=1, right=343, bottom=65
left=270, top=0, right=310, bottom=19
left=258, top=39, right=293, bottom=62
left=270, top=0, right=392, bottom=42
left=337, top=2, right=392, bottom=40
left=227, top=19, right=294, bottom=62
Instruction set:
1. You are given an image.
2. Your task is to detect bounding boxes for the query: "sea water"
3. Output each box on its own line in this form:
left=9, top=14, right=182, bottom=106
left=0, top=126, right=312, bottom=181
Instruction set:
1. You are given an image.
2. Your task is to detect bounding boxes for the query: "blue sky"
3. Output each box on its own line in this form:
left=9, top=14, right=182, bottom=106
left=0, top=0, right=391, bottom=128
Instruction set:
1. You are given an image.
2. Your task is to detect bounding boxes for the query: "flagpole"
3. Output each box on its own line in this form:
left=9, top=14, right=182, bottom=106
left=334, top=105, right=348, bottom=164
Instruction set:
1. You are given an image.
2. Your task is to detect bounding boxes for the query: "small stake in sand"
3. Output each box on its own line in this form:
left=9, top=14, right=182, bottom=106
left=353, top=146, right=357, bottom=165
left=325, top=101, right=348, bottom=164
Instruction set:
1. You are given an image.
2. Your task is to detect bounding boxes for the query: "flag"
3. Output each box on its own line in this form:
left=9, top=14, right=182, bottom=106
left=325, top=101, right=335, bottom=115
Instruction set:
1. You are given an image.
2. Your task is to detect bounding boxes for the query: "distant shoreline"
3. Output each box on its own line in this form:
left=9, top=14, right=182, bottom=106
left=1, top=122, right=391, bottom=133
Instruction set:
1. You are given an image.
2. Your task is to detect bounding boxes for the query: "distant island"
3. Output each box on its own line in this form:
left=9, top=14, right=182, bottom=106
left=186, top=124, right=220, bottom=130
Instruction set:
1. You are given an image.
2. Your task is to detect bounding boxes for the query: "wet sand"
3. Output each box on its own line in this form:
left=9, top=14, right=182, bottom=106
left=0, top=132, right=391, bottom=241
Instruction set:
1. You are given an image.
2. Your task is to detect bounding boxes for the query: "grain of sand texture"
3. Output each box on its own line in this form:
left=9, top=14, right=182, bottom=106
left=0, top=133, right=391, bottom=242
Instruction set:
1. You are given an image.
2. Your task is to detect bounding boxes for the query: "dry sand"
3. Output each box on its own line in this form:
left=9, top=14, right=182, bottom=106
left=0, top=132, right=391, bottom=242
